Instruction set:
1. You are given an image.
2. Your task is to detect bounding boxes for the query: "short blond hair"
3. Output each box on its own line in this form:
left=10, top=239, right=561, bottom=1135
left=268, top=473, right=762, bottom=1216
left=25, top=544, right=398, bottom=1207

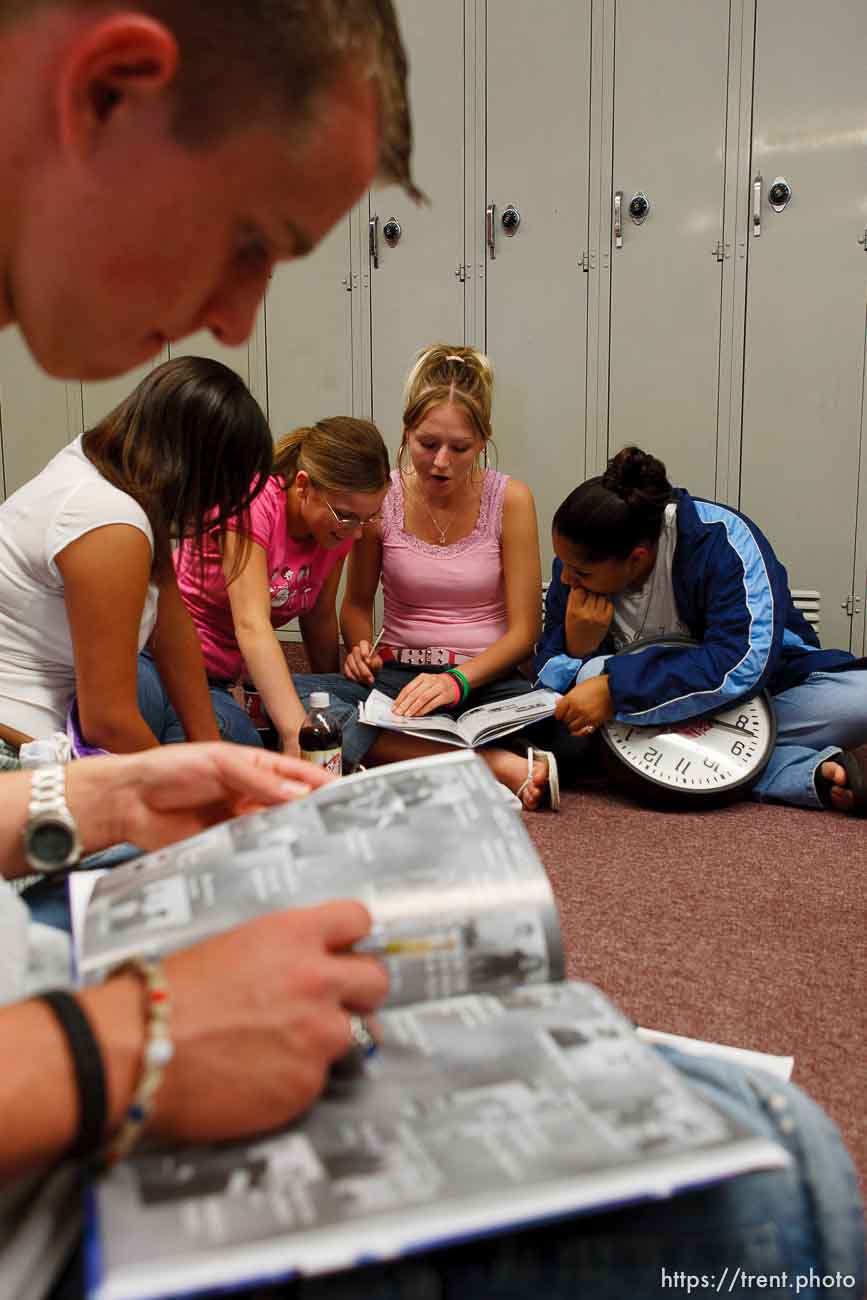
left=1, top=0, right=420, bottom=198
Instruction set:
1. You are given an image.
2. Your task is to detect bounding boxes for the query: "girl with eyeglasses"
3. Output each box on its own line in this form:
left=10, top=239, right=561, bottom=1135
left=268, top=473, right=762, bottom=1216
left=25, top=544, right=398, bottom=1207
left=164, top=417, right=390, bottom=755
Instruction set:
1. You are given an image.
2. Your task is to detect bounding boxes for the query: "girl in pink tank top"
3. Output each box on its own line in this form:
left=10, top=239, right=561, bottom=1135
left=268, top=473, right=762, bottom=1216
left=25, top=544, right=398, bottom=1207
left=338, top=344, right=559, bottom=811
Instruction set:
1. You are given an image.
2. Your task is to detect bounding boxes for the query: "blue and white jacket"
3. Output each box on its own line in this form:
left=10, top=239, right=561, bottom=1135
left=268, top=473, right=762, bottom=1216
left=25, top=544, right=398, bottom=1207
left=534, top=488, right=862, bottom=727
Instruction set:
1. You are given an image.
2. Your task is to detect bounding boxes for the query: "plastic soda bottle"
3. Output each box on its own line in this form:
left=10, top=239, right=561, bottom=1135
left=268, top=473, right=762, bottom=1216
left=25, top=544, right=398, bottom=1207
left=299, top=692, right=343, bottom=775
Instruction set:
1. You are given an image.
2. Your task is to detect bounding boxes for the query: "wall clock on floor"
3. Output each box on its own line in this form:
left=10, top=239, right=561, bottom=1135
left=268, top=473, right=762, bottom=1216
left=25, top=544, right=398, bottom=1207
left=599, top=635, right=777, bottom=808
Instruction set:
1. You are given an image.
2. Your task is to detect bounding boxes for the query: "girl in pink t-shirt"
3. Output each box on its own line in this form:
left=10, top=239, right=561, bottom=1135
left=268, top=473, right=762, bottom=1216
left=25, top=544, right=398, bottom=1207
left=339, top=345, right=558, bottom=810
left=173, top=417, right=390, bottom=756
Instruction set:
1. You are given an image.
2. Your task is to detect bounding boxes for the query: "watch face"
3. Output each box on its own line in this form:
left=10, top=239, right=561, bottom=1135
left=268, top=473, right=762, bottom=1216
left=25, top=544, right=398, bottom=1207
left=603, top=694, right=776, bottom=797
left=29, top=818, right=76, bottom=867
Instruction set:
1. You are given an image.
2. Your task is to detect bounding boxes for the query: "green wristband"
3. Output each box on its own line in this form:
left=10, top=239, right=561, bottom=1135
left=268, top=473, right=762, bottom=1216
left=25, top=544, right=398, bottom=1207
left=446, top=668, right=470, bottom=703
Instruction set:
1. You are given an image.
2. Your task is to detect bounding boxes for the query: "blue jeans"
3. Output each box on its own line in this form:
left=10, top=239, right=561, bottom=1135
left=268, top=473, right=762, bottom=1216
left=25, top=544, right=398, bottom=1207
left=136, top=655, right=373, bottom=767
left=575, top=659, right=867, bottom=811
left=751, top=670, right=867, bottom=808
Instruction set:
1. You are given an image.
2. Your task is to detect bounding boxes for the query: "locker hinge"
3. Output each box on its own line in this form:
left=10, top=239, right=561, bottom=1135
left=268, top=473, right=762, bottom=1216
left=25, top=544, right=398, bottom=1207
left=711, top=240, right=728, bottom=262
left=454, top=263, right=469, bottom=283
left=858, top=229, right=867, bottom=250
left=342, top=273, right=352, bottom=293
left=841, top=594, right=862, bottom=616
left=580, top=250, right=596, bottom=273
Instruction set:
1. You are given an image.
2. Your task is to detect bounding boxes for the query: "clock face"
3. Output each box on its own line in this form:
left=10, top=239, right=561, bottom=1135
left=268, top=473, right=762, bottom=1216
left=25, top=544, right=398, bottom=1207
left=603, top=694, right=776, bottom=797
left=599, top=635, right=777, bottom=804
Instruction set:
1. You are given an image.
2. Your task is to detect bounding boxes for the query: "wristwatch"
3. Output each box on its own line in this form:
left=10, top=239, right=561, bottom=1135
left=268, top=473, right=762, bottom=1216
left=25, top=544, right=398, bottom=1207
left=23, top=764, right=82, bottom=875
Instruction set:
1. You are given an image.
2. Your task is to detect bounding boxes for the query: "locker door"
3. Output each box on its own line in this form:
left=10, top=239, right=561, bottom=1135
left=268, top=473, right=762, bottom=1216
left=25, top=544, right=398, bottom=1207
left=168, top=316, right=266, bottom=411
left=484, top=0, right=591, bottom=557
left=81, top=354, right=169, bottom=429
left=368, top=0, right=466, bottom=450
left=740, top=0, right=867, bottom=651
left=0, top=332, right=81, bottom=498
left=607, top=0, right=731, bottom=497
left=265, top=218, right=354, bottom=433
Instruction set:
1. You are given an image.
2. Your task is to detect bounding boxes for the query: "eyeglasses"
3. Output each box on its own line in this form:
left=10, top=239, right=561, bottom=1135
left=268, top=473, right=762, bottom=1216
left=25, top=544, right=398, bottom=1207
left=322, top=498, right=383, bottom=531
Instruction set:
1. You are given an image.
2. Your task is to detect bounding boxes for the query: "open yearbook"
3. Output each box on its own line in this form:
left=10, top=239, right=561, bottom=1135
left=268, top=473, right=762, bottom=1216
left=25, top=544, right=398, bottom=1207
left=70, top=751, right=789, bottom=1300
left=356, top=685, right=559, bottom=747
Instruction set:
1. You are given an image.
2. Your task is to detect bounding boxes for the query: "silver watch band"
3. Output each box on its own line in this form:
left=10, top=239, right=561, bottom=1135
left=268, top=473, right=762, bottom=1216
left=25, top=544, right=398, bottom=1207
left=28, top=764, right=70, bottom=816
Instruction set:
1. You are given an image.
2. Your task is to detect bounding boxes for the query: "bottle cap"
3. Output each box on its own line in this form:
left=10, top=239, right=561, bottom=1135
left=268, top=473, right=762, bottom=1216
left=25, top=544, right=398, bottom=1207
left=309, top=692, right=330, bottom=709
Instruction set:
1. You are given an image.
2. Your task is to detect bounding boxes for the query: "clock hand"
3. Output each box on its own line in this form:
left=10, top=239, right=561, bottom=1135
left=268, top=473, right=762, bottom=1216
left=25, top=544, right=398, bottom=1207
left=703, top=719, right=758, bottom=739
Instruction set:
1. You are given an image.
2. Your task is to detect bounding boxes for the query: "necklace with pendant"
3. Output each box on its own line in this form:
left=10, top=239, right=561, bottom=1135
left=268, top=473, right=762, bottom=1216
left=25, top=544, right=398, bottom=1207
left=414, top=485, right=455, bottom=545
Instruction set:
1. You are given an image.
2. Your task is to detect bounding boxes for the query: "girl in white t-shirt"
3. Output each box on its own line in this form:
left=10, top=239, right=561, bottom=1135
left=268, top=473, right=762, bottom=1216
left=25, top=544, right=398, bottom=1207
left=0, top=356, right=272, bottom=753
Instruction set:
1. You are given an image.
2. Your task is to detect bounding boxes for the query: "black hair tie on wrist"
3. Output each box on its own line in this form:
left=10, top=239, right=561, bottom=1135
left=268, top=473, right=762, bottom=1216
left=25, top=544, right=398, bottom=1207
left=38, top=990, right=107, bottom=1162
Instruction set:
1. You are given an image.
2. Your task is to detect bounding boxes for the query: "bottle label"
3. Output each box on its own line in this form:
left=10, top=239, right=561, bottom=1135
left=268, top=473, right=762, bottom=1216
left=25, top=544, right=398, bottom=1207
left=300, top=746, right=342, bottom=776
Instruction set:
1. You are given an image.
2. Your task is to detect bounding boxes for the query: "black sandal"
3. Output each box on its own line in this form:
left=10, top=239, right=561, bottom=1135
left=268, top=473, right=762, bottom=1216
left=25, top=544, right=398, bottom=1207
left=814, top=750, right=867, bottom=818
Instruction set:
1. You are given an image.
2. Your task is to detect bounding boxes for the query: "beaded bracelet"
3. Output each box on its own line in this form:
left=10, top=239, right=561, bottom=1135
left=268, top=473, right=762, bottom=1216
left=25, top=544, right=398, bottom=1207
left=101, top=956, right=173, bottom=1169
left=445, top=667, right=471, bottom=704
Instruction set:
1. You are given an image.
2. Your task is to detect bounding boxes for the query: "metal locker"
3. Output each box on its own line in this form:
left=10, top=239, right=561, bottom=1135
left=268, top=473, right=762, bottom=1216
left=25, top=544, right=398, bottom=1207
left=482, top=0, right=592, bottom=560
left=0, top=331, right=81, bottom=499
left=606, top=0, right=731, bottom=499
left=81, top=353, right=169, bottom=430
left=740, top=0, right=867, bottom=651
left=265, top=218, right=354, bottom=433
left=367, top=0, right=466, bottom=451
left=169, top=316, right=266, bottom=413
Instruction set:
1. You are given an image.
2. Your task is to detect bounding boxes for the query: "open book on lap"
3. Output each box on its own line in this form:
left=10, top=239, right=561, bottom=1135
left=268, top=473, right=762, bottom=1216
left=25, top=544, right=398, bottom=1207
left=69, top=752, right=789, bottom=1300
left=357, top=687, right=560, bottom=747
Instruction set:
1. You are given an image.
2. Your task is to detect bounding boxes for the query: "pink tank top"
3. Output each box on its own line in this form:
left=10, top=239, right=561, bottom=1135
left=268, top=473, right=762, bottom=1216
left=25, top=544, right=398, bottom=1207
left=380, top=469, right=509, bottom=658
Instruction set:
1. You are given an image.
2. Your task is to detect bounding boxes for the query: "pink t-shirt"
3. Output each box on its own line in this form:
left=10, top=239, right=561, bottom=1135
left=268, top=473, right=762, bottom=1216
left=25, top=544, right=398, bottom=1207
left=175, top=475, right=352, bottom=680
left=380, top=469, right=509, bottom=658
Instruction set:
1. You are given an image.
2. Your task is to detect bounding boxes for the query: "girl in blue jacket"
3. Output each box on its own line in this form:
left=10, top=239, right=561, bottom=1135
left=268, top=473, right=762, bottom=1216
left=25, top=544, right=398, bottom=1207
left=535, top=446, right=867, bottom=814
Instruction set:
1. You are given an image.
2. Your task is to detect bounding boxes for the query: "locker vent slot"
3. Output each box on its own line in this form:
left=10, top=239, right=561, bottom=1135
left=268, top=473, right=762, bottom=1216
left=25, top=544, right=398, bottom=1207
left=791, top=589, right=820, bottom=633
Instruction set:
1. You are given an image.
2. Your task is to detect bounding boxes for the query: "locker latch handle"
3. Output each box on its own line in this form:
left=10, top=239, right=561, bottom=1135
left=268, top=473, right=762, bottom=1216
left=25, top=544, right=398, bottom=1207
left=369, top=214, right=379, bottom=269
left=752, top=176, right=762, bottom=237
left=613, top=191, right=623, bottom=249
left=486, top=202, right=496, bottom=260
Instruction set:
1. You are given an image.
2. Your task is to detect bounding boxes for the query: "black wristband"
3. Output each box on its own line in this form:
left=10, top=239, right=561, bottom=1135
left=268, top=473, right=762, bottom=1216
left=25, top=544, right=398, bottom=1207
left=38, top=990, right=108, bottom=1162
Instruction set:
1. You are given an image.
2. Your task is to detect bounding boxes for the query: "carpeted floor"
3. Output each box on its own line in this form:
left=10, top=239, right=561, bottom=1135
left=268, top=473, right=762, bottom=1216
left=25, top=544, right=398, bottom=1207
left=521, top=767, right=866, bottom=1198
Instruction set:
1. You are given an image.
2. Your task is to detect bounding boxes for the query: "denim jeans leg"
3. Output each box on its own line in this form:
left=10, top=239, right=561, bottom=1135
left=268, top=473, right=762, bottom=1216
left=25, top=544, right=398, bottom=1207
left=753, top=669, right=867, bottom=808
left=292, top=673, right=379, bottom=769
left=209, top=686, right=263, bottom=747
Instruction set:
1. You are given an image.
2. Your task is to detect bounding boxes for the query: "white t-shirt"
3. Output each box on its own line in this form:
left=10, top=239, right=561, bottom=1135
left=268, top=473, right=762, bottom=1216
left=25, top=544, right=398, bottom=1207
left=610, top=502, right=690, bottom=650
left=0, top=438, right=157, bottom=738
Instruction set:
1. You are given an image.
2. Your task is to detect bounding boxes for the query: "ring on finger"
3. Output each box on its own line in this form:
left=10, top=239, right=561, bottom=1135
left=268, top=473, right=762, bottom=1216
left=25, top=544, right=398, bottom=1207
left=348, top=1013, right=378, bottom=1058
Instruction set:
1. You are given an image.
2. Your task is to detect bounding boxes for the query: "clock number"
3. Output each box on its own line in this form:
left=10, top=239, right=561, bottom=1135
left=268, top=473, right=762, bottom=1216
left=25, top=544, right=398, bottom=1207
left=703, top=758, right=720, bottom=773
left=642, top=747, right=662, bottom=766
left=731, top=740, right=745, bottom=756
left=674, top=757, right=692, bottom=775
left=736, top=714, right=752, bottom=731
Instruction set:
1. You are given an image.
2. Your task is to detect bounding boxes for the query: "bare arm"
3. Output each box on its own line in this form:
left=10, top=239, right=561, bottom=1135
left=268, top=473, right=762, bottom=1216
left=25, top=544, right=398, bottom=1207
left=222, top=533, right=307, bottom=755
left=57, top=525, right=160, bottom=753
left=0, top=742, right=332, bottom=881
left=298, top=559, right=345, bottom=673
left=340, top=529, right=384, bottom=685
left=0, top=899, right=388, bottom=1182
left=148, top=569, right=220, bottom=743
